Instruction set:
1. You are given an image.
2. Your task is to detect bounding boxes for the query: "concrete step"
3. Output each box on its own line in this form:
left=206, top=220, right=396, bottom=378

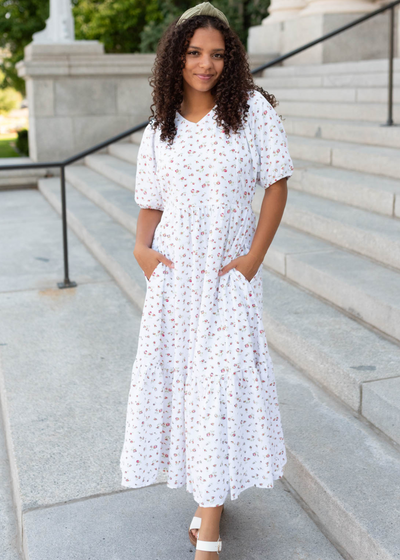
left=362, top=377, right=400, bottom=448
left=284, top=116, right=400, bottom=149
left=130, top=130, right=144, bottom=145
left=28, top=183, right=400, bottom=560
left=270, top=86, right=400, bottom=104
left=84, top=153, right=136, bottom=191
left=290, top=161, right=400, bottom=218
left=260, top=57, right=400, bottom=77
left=22, top=480, right=345, bottom=560
left=254, top=187, right=400, bottom=270
left=0, top=188, right=110, bottom=294
left=0, top=158, right=47, bottom=190
left=261, top=225, right=400, bottom=342
left=277, top=100, right=400, bottom=123
left=65, top=165, right=139, bottom=233
left=262, top=270, right=400, bottom=443
left=38, top=175, right=400, bottom=444
left=273, top=350, right=400, bottom=560
left=257, top=71, right=400, bottom=89
left=39, top=177, right=146, bottom=309
left=108, top=141, right=138, bottom=165
left=0, top=403, right=22, bottom=560
left=288, top=135, right=400, bottom=180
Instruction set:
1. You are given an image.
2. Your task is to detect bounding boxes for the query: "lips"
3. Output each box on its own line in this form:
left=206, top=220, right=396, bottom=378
left=195, top=74, right=214, bottom=81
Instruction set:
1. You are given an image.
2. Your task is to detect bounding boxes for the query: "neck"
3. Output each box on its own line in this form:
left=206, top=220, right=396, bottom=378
left=181, top=84, right=215, bottom=115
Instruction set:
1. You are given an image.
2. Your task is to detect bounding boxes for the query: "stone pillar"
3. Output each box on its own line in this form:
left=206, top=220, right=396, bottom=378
left=263, top=0, right=306, bottom=23
left=300, top=0, right=376, bottom=16
left=248, top=0, right=306, bottom=54
left=248, top=0, right=393, bottom=64
left=16, top=43, right=156, bottom=162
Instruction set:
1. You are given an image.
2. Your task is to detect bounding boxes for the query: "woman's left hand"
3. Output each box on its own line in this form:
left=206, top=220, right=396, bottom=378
left=218, top=252, right=262, bottom=283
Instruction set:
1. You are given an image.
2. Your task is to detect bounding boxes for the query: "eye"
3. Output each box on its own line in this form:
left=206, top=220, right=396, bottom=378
left=186, top=51, right=224, bottom=58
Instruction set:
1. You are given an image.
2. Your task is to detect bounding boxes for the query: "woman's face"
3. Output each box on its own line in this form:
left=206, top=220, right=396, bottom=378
left=182, top=27, right=225, bottom=93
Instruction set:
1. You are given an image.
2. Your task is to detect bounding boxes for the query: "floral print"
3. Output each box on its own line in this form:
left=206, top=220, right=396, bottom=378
left=120, top=90, right=294, bottom=507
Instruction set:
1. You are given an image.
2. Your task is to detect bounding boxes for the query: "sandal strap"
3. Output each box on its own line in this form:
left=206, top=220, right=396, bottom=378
left=196, top=537, right=222, bottom=553
left=189, top=516, right=202, bottom=530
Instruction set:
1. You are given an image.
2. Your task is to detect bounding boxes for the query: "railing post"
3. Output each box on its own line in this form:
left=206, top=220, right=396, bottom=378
left=57, top=165, right=77, bottom=289
left=383, top=6, right=396, bottom=126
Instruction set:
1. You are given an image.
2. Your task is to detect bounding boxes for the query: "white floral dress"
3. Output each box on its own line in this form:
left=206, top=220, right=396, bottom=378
left=120, top=89, right=294, bottom=507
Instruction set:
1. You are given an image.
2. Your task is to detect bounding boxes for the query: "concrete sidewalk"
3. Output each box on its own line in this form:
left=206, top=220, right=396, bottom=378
left=0, top=188, right=345, bottom=560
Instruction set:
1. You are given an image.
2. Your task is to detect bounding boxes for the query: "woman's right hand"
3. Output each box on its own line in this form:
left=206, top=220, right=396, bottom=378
left=133, top=244, right=174, bottom=281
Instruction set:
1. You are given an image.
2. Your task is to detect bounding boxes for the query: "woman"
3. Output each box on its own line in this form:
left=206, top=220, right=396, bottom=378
left=120, top=2, right=294, bottom=557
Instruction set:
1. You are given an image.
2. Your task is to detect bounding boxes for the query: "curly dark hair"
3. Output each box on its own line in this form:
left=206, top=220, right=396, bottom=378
left=148, top=14, right=277, bottom=145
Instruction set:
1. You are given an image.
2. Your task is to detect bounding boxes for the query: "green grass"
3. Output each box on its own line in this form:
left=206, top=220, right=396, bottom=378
left=0, top=134, right=21, bottom=158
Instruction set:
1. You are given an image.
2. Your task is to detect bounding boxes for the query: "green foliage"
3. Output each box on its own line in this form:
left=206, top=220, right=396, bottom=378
left=0, top=0, right=49, bottom=93
left=0, top=135, right=21, bottom=158
left=139, top=0, right=193, bottom=53
left=0, top=0, right=271, bottom=94
left=16, top=128, right=29, bottom=156
left=0, top=70, right=21, bottom=113
left=73, top=0, right=152, bottom=53
left=139, top=0, right=271, bottom=52
left=0, top=86, right=20, bottom=114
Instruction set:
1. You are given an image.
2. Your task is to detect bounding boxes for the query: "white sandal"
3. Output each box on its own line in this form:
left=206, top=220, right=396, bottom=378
left=196, top=535, right=222, bottom=555
left=188, top=504, right=224, bottom=547
left=188, top=516, right=202, bottom=546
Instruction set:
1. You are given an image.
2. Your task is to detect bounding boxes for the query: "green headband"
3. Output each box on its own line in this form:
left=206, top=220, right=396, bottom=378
left=176, top=2, right=229, bottom=28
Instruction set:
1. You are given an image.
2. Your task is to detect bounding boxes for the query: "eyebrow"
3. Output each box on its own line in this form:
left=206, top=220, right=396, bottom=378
left=188, top=45, right=225, bottom=51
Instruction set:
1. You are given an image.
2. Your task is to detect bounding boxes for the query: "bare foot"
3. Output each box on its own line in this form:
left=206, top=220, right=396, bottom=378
left=194, top=505, right=223, bottom=560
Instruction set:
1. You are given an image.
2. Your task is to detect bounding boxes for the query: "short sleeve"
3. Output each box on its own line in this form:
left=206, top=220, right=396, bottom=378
left=134, top=122, right=164, bottom=211
left=249, top=90, right=294, bottom=189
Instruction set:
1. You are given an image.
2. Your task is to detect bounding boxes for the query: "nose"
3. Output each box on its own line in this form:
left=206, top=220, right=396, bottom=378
left=198, top=54, right=213, bottom=70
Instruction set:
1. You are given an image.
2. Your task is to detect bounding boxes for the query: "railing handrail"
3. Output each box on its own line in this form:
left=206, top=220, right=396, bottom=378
left=1, top=1, right=398, bottom=288
left=0, top=120, right=149, bottom=171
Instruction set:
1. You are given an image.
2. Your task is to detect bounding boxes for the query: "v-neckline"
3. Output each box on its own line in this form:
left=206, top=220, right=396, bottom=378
left=177, top=105, right=216, bottom=125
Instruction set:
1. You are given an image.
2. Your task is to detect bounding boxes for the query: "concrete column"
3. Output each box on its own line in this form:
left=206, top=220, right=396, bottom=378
left=263, top=0, right=306, bottom=23
left=300, top=0, right=376, bottom=16
left=16, top=42, right=156, bottom=162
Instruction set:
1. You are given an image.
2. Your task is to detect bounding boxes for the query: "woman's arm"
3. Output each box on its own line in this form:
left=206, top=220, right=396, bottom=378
left=133, top=208, right=174, bottom=280
left=134, top=208, right=163, bottom=249
left=249, top=177, right=288, bottom=267
left=218, top=177, right=288, bottom=281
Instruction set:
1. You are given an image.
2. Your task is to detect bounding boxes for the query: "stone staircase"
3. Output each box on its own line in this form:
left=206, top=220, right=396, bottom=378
left=35, top=57, right=400, bottom=560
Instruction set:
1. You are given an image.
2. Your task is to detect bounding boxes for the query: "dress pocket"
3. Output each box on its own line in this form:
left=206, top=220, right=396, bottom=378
left=233, top=267, right=257, bottom=286
left=230, top=265, right=263, bottom=312
left=144, top=261, right=164, bottom=284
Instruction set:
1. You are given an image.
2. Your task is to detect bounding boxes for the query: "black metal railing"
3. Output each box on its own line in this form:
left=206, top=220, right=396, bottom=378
left=1, top=0, right=399, bottom=288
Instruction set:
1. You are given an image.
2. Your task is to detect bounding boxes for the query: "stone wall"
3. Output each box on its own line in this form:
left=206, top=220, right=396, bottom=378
left=16, top=42, right=156, bottom=162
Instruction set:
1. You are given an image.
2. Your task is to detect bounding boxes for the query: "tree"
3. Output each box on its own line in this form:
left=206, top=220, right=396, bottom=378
left=139, top=0, right=271, bottom=53
left=72, top=0, right=150, bottom=53
left=0, top=0, right=49, bottom=93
